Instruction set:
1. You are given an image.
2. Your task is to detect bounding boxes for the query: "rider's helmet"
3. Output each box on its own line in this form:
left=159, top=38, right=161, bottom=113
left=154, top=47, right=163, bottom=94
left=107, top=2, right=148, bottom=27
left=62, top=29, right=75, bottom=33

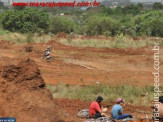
left=46, top=45, right=51, bottom=51
left=46, top=48, right=50, bottom=51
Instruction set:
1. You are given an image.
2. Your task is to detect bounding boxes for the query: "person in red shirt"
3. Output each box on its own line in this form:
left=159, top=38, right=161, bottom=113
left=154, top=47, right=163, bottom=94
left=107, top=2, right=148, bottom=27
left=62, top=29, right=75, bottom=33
left=89, top=96, right=108, bottom=118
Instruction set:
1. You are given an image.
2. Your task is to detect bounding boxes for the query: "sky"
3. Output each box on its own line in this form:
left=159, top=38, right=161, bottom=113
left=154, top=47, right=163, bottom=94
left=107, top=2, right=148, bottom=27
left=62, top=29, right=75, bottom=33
left=1, top=0, right=161, bottom=3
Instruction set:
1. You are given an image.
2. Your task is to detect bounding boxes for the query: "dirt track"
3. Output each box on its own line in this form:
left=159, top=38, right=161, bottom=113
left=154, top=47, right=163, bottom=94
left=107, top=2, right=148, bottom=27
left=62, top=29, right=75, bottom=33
left=0, top=38, right=162, bottom=86
left=0, top=37, right=162, bottom=121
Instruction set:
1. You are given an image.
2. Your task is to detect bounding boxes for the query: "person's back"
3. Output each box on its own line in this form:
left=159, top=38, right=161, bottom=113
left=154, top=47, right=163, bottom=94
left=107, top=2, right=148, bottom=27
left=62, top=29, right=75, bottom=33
left=111, top=104, right=122, bottom=119
left=111, top=98, right=133, bottom=120
left=89, top=101, right=101, bottom=117
left=89, top=96, right=108, bottom=119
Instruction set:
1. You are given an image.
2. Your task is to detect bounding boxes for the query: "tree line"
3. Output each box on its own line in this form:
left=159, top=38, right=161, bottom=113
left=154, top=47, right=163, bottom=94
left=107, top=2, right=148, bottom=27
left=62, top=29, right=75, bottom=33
left=0, top=3, right=162, bottom=37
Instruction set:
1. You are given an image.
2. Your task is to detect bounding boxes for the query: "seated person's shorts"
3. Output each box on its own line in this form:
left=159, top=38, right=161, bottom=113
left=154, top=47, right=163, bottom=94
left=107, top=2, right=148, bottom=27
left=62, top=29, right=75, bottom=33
left=117, top=114, right=133, bottom=120
left=90, top=112, right=102, bottom=119
left=95, top=112, right=102, bottom=119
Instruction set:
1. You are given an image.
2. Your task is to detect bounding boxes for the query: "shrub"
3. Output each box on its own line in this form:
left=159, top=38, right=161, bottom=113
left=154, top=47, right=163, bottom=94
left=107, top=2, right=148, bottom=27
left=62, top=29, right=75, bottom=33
left=120, top=10, right=163, bottom=37
left=85, top=16, right=120, bottom=36
left=49, top=17, right=75, bottom=34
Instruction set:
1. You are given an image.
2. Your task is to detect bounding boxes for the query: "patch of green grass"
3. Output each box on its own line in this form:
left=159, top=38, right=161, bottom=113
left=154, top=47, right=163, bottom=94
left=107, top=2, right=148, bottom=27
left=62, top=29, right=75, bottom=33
left=58, top=35, right=155, bottom=49
left=46, top=82, right=162, bottom=106
left=0, top=32, right=52, bottom=44
left=0, top=28, right=10, bottom=36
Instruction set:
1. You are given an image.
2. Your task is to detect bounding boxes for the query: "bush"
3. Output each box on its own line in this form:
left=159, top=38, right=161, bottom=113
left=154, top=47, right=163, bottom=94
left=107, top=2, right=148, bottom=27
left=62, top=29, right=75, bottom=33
left=119, top=10, right=163, bottom=37
left=49, top=17, right=75, bottom=34
left=132, top=11, right=163, bottom=37
left=85, top=16, right=120, bottom=36
left=1, top=8, right=49, bottom=33
left=153, top=3, right=163, bottom=10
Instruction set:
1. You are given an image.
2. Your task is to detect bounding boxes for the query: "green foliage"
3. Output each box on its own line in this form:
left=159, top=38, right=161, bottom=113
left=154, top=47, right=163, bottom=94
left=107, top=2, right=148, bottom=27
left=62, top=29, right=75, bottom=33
left=100, top=4, right=143, bottom=16
left=26, top=32, right=34, bottom=43
left=59, top=36, right=153, bottom=49
left=0, top=13, right=3, bottom=28
left=153, top=3, right=163, bottom=10
left=47, top=83, right=158, bottom=106
left=123, top=4, right=143, bottom=15
left=0, top=28, right=10, bottom=36
left=78, top=10, right=163, bottom=37
left=0, top=0, right=4, bottom=8
left=0, top=4, right=162, bottom=38
left=0, top=0, right=7, bottom=10
left=85, top=16, right=120, bottom=36
left=13, top=5, right=26, bottom=10
left=130, top=11, right=163, bottom=37
left=49, top=17, right=75, bottom=34
left=1, top=8, right=49, bottom=33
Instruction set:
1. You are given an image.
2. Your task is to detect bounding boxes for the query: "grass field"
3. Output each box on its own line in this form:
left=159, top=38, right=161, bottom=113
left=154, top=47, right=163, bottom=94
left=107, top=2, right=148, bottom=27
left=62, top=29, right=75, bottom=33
left=0, top=32, right=52, bottom=44
left=58, top=35, right=156, bottom=49
left=46, top=83, right=162, bottom=106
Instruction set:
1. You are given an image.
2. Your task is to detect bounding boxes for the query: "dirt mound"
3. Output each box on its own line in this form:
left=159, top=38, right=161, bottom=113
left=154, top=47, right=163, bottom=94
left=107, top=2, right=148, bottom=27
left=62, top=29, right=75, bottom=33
left=1, top=58, right=45, bottom=89
left=0, top=58, right=69, bottom=122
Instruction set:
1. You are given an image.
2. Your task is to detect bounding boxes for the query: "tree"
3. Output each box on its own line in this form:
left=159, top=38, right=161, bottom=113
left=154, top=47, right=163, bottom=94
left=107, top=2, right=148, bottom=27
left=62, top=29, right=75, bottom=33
left=123, top=4, right=143, bottom=15
left=153, top=3, right=163, bottom=10
left=2, top=8, right=49, bottom=33
left=0, top=0, right=8, bottom=10
left=85, top=16, right=120, bottom=36
left=0, top=0, right=4, bottom=8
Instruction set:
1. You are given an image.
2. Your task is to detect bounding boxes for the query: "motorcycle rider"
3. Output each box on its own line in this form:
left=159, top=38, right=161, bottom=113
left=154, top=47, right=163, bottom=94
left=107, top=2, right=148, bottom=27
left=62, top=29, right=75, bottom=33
left=42, top=47, right=51, bottom=62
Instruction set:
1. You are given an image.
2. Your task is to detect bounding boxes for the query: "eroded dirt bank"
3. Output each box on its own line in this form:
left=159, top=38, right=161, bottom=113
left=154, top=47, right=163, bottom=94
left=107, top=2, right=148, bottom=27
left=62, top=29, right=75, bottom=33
left=0, top=58, right=72, bottom=122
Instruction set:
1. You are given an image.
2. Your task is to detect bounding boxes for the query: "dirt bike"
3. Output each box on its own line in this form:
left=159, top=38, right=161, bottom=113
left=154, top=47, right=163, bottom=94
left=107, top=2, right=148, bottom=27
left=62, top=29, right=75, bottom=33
left=41, top=53, right=52, bottom=62
left=77, top=109, right=135, bottom=122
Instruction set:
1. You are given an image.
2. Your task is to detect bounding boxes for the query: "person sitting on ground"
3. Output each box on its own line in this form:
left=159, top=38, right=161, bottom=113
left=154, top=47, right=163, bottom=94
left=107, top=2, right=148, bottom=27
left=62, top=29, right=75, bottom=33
left=152, top=96, right=163, bottom=121
left=89, top=96, right=109, bottom=119
left=111, top=98, right=133, bottom=120
left=156, top=96, right=163, bottom=120
left=159, top=96, right=163, bottom=118
left=151, top=96, right=163, bottom=121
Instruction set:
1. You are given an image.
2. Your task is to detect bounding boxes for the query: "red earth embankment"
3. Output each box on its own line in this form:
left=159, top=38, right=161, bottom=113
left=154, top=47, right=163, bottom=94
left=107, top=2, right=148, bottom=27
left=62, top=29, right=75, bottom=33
left=0, top=58, right=72, bottom=122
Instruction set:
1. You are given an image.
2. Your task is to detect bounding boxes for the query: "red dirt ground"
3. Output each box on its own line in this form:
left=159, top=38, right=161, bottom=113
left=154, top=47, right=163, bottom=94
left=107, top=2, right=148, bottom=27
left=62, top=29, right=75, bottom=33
left=0, top=38, right=161, bottom=86
left=0, top=58, right=72, bottom=122
left=54, top=98, right=153, bottom=122
left=0, top=36, right=162, bottom=121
